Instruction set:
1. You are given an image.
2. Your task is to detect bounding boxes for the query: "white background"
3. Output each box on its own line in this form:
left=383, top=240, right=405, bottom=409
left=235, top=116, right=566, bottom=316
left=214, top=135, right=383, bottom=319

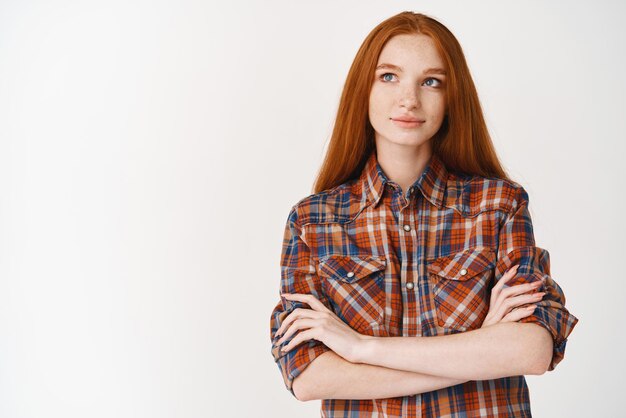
left=0, top=1, right=623, bottom=417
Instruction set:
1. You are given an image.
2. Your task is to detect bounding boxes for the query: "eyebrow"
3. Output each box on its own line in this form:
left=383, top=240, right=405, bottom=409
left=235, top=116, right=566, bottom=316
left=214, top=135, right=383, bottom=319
left=375, top=63, right=447, bottom=75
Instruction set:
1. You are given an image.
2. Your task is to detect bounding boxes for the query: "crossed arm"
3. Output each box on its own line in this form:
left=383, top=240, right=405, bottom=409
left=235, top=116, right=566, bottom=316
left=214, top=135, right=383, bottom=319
left=279, top=264, right=552, bottom=401
left=293, top=350, right=468, bottom=401
left=284, top=280, right=552, bottom=401
left=293, top=321, right=552, bottom=401
left=272, top=193, right=577, bottom=401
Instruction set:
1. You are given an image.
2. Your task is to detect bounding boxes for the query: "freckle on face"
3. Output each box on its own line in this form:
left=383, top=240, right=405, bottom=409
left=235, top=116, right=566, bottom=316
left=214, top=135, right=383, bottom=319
left=368, top=33, right=447, bottom=149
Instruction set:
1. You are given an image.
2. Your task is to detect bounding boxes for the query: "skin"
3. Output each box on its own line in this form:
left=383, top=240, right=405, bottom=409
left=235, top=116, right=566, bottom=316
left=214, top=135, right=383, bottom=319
left=276, top=265, right=544, bottom=362
left=278, top=267, right=549, bottom=401
left=276, top=34, right=553, bottom=401
left=368, top=33, right=448, bottom=194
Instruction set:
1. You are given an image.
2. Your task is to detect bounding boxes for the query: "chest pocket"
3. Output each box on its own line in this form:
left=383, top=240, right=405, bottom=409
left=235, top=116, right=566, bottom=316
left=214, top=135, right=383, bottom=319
left=318, top=254, right=387, bottom=335
left=426, top=247, right=496, bottom=332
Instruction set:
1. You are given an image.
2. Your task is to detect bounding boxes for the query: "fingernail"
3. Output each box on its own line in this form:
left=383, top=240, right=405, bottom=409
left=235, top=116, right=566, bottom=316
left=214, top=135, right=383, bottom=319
left=527, top=305, right=537, bottom=310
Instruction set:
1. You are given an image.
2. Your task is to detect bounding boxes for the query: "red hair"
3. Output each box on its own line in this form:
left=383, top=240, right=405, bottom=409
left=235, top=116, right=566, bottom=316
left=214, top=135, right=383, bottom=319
left=313, top=11, right=511, bottom=194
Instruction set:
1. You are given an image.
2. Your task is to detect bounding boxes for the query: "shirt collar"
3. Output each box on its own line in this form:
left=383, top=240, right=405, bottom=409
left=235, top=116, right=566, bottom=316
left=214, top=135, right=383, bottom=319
left=361, top=151, right=448, bottom=209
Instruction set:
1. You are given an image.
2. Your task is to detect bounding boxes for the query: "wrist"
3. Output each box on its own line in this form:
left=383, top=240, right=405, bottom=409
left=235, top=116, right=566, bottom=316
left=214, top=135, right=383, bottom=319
left=353, top=334, right=379, bottom=364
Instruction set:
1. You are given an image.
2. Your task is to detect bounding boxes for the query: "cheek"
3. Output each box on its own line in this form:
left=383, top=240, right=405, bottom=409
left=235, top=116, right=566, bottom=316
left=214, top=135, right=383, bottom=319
left=368, top=91, right=385, bottom=123
left=425, top=95, right=446, bottom=119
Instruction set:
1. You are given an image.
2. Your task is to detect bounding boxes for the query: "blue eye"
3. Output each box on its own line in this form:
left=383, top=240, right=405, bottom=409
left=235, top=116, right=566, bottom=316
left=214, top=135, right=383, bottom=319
left=380, top=73, right=396, bottom=82
left=424, top=78, right=442, bottom=87
left=378, top=73, right=443, bottom=87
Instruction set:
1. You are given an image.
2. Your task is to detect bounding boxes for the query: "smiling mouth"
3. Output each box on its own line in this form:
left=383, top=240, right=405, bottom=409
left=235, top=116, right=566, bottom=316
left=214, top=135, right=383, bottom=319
left=392, top=118, right=425, bottom=123
left=391, top=118, right=425, bottom=127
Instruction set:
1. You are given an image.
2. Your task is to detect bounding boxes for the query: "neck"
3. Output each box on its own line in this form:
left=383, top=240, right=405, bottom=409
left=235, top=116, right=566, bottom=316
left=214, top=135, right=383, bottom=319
left=375, top=139, right=433, bottom=195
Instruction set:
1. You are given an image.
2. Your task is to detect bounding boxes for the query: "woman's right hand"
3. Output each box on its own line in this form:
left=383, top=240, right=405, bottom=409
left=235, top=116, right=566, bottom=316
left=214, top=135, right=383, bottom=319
left=481, top=264, right=545, bottom=328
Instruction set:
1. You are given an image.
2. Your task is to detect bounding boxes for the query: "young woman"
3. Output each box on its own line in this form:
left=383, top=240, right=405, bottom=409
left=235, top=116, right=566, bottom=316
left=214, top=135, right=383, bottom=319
left=269, top=11, right=578, bottom=417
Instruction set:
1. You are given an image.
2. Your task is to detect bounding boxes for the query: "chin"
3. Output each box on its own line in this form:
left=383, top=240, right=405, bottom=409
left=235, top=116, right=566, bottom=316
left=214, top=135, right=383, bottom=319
left=385, top=134, right=433, bottom=147
left=372, top=122, right=437, bottom=147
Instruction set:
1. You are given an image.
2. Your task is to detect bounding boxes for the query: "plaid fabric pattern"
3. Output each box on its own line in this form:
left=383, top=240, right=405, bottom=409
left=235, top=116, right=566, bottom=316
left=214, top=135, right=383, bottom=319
left=269, top=151, right=578, bottom=417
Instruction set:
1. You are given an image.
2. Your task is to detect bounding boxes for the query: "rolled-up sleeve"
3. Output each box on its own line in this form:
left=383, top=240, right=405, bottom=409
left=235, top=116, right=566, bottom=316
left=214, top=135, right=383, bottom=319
left=269, top=205, right=332, bottom=398
left=494, top=186, right=579, bottom=371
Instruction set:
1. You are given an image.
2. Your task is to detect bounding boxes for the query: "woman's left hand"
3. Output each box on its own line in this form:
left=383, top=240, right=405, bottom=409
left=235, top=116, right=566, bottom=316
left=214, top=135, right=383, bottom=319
left=275, top=293, right=369, bottom=363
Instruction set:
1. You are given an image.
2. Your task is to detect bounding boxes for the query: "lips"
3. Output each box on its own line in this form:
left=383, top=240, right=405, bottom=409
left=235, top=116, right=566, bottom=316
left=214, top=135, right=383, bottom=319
left=391, top=116, right=426, bottom=128
left=392, top=116, right=425, bottom=123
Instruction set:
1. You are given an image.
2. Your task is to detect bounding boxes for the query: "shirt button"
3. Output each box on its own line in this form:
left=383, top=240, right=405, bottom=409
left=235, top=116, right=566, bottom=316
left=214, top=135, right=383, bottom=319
left=460, top=268, right=468, bottom=276
left=346, top=271, right=355, bottom=278
left=406, top=282, right=414, bottom=289
left=403, top=224, right=411, bottom=232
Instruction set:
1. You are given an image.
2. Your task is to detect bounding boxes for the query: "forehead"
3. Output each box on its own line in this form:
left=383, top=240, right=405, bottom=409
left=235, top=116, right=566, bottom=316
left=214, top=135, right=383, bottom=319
left=376, top=33, right=444, bottom=69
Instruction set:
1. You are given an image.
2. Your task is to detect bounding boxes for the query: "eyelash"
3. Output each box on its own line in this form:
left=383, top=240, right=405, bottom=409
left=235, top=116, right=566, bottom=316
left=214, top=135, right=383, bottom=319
left=378, top=73, right=443, bottom=87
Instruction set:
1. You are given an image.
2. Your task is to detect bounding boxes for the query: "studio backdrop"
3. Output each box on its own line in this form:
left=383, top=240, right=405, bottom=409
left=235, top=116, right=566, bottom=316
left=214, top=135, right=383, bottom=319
left=0, top=1, right=623, bottom=417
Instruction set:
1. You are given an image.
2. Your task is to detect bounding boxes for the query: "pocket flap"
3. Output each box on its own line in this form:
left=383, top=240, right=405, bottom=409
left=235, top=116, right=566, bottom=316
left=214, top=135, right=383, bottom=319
left=318, top=255, right=387, bottom=283
left=427, top=247, right=496, bottom=281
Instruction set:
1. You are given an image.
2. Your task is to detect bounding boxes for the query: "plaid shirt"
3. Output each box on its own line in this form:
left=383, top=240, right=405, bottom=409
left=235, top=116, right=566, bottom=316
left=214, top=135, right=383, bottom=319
left=269, top=151, right=578, bottom=417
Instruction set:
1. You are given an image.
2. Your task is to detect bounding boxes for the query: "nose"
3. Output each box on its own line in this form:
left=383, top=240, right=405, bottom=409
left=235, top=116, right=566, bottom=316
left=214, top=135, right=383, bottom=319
left=399, top=86, right=420, bottom=110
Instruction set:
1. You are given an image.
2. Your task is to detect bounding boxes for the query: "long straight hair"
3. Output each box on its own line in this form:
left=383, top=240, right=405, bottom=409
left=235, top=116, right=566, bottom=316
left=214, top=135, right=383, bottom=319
left=313, top=11, right=511, bottom=194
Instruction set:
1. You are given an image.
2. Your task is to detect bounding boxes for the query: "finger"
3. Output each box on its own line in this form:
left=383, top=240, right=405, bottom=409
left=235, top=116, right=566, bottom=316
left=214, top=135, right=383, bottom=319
left=276, top=307, right=323, bottom=337
left=494, top=264, right=519, bottom=290
left=487, top=301, right=510, bottom=325
left=282, top=293, right=331, bottom=314
left=502, top=304, right=537, bottom=322
left=277, top=318, right=318, bottom=345
left=276, top=307, right=321, bottom=336
left=491, top=269, right=541, bottom=315
left=488, top=289, right=523, bottom=324
left=491, top=265, right=519, bottom=299
left=275, top=307, right=303, bottom=337
left=500, top=280, right=542, bottom=299
left=505, top=291, right=546, bottom=309
left=281, top=328, right=316, bottom=353
left=492, top=291, right=545, bottom=321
